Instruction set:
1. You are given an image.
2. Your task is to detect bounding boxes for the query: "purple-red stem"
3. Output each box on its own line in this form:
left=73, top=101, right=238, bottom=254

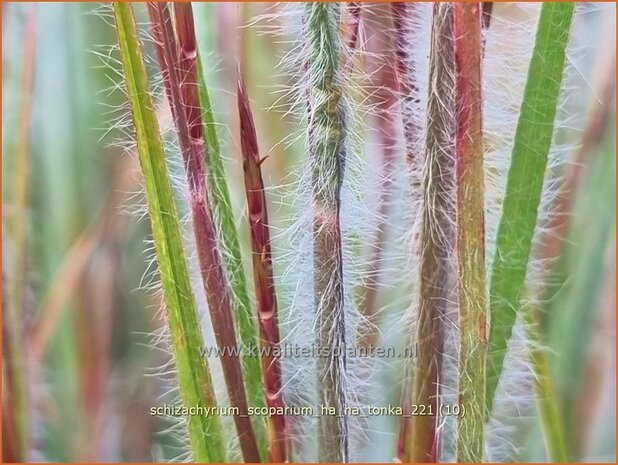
left=148, top=3, right=260, bottom=462
left=237, top=69, right=288, bottom=463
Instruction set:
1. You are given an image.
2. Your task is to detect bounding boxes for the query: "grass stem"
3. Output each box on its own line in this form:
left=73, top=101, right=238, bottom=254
left=237, top=69, right=288, bottom=463
left=5, top=9, right=37, bottom=460
left=305, top=3, right=349, bottom=461
left=406, top=4, right=455, bottom=462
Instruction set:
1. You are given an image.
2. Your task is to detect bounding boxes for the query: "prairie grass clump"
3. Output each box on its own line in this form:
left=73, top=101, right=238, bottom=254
left=2, top=2, right=615, bottom=463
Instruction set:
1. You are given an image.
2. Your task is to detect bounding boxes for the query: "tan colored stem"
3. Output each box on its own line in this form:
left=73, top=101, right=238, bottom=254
left=454, top=3, right=487, bottom=461
left=406, top=4, right=455, bottom=462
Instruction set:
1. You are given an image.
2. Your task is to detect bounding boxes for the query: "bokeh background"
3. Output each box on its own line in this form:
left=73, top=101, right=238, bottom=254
left=2, top=2, right=616, bottom=462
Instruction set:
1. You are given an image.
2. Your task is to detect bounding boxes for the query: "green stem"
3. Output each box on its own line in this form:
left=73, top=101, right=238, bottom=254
left=113, top=4, right=225, bottom=461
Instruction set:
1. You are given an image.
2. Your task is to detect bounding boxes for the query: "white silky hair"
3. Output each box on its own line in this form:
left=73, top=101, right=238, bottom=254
left=95, top=1, right=605, bottom=461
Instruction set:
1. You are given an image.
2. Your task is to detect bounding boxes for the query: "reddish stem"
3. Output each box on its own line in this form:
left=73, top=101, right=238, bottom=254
left=148, top=3, right=260, bottom=461
left=237, top=69, right=288, bottom=463
left=454, top=3, right=487, bottom=461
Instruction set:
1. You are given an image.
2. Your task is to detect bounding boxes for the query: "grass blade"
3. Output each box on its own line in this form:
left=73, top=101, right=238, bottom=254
left=112, top=4, right=225, bottom=461
left=305, top=3, right=349, bottom=461
left=453, top=3, right=487, bottom=462
left=486, top=2, right=575, bottom=412
left=237, top=69, right=288, bottom=463
left=520, top=52, right=615, bottom=463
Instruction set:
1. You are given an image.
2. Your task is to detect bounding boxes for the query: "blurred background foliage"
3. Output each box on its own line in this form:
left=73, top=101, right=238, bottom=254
left=1, top=2, right=615, bottom=462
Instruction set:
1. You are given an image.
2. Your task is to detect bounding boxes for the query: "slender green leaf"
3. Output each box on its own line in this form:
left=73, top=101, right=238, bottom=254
left=486, top=2, right=575, bottom=412
left=112, top=4, right=225, bottom=461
